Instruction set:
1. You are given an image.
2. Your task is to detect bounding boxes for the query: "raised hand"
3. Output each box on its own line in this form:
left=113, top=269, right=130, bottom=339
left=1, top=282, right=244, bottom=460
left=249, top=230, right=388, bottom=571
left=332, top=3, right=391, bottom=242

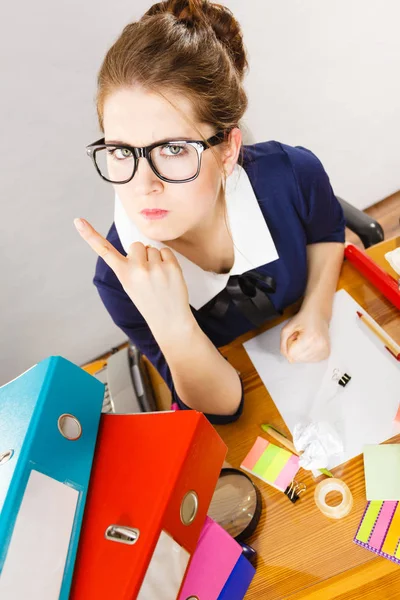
left=74, top=218, right=193, bottom=340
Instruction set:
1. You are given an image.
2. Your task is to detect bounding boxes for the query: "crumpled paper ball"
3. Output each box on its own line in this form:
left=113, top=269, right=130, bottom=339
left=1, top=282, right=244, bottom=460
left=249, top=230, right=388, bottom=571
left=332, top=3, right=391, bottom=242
left=293, top=421, right=344, bottom=471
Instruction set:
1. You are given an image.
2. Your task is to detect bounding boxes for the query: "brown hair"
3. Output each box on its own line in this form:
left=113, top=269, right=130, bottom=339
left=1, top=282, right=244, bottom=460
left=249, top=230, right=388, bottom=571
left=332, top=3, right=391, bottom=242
left=96, top=0, right=248, bottom=142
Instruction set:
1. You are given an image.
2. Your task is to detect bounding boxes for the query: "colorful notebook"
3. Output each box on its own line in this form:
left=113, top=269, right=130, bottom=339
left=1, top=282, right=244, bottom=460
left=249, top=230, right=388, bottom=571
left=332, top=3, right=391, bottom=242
left=354, top=500, right=400, bottom=565
left=240, top=437, right=300, bottom=492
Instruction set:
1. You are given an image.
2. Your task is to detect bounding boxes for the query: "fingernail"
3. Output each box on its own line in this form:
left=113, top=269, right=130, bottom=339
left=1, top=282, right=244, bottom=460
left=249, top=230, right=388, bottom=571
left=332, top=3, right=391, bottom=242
left=74, top=218, right=86, bottom=232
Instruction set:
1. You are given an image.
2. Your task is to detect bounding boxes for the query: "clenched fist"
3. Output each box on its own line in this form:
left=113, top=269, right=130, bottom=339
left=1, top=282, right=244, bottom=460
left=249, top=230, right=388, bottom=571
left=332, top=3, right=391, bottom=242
left=280, top=308, right=331, bottom=363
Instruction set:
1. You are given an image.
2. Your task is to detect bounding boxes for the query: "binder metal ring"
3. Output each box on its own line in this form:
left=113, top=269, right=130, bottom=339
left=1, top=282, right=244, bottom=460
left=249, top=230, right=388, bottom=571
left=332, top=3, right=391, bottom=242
left=180, top=490, right=199, bottom=526
left=57, top=413, right=82, bottom=441
left=105, top=525, right=140, bottom=545
left=0, top=449, right=14, bottom=465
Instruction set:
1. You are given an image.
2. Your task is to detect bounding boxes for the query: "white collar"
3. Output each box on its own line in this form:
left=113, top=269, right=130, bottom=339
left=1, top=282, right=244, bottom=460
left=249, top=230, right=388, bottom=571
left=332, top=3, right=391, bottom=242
left=114, top=164, right=279, bottom=310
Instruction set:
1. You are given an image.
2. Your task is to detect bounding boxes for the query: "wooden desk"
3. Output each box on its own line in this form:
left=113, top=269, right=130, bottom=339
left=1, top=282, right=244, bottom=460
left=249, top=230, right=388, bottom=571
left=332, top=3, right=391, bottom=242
left=213, top=237, right=400, bottom=599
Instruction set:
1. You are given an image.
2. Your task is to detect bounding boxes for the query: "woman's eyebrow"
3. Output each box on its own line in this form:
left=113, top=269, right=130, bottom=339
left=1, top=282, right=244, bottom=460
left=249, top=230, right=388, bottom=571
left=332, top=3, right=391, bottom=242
left=104, top=139, right=130, bottom=145
left=104, top=135, right=196, bottom=146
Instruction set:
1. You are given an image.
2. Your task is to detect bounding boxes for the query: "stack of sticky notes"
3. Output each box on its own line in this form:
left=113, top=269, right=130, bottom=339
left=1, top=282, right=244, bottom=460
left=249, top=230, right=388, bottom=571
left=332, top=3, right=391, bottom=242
left=240, top=437, right=300, bottom=492
left=354, top=444, right=400, bottom=564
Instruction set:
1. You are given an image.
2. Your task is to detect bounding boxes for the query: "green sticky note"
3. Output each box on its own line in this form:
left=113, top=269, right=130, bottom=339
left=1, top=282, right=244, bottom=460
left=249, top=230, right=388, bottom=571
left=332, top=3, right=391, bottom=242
left=364, top=445, right=400, bottom=501
left=263, top=447, right=291, bottom=483
left=253, top=443, right=280, bottom=478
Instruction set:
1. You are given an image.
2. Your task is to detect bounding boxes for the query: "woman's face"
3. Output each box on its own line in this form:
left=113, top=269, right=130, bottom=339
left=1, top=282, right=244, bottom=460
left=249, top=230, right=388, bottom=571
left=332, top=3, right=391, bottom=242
left=102, top=86, right=240, bottom=242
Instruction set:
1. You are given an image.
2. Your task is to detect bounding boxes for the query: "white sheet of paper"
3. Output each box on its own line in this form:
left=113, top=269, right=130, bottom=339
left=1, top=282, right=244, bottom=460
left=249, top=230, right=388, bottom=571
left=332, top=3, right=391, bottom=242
left=0, top=469, right=79, bottom=599
left=137, top=530, right=190, bottom=600
left=243, top=289, right=400, bottom=469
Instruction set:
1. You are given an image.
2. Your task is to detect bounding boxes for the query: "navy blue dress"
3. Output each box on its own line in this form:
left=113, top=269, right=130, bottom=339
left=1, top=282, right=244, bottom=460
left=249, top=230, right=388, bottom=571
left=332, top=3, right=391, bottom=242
left=94, top=141, right=346, bottom=424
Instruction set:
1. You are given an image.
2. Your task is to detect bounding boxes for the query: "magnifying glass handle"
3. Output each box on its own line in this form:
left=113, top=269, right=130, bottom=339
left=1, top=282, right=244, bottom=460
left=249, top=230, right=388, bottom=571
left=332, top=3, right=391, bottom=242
left=238, top=541, right=257, bottom=561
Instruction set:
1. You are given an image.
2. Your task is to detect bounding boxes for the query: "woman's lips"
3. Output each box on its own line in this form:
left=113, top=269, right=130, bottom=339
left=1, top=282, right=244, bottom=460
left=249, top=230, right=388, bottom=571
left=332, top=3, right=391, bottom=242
left=140, top=209, right=169, bottom=221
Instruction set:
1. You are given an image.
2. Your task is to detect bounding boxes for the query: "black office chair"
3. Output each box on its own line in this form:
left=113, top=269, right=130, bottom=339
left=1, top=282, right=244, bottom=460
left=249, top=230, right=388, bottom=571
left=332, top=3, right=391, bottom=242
left=337, top=196, right=384, bottom=249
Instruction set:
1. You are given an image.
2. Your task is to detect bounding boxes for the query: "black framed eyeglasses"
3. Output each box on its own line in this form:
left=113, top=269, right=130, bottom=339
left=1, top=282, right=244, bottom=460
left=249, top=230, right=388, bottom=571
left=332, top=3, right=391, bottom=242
left=86, top=130, right=229, bottom=184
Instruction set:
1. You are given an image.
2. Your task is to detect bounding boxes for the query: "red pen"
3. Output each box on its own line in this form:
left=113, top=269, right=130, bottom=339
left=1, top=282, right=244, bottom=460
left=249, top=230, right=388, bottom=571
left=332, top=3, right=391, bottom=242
left=356, top=310, right=400, bottom=361
left=345, top=243, right=400, bottom=310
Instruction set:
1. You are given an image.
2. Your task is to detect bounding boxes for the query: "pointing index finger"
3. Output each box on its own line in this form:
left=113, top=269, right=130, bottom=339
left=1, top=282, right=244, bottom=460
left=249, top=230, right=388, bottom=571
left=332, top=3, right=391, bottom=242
left=74, top=218, right=127, bottom=275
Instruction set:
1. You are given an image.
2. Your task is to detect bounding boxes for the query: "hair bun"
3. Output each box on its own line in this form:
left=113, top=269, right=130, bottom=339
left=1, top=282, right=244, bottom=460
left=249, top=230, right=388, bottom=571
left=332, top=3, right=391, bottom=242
left=144, top=0, right=248, bottom=78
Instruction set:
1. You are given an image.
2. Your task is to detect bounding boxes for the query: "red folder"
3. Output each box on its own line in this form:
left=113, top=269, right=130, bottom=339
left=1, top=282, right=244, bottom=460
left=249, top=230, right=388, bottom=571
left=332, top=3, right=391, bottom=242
left=70, top=411, right=227, bottom=599
left=345, top=243, right=400, bottom=310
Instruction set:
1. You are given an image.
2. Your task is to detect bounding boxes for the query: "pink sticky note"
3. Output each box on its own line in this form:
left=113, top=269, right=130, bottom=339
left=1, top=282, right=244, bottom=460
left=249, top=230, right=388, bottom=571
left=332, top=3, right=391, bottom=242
left=368, top=501, right=398, bottom=551
left=240, top=437, right=269, bottom=471
left=274, top=454, right=300, bottom=492
left=178, top=517, right=242, bottom=600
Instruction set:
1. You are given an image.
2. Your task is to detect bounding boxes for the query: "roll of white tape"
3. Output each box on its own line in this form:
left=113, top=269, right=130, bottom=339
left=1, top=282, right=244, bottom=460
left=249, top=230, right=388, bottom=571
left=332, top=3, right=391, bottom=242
left=314, top=478, right=353, bottom=519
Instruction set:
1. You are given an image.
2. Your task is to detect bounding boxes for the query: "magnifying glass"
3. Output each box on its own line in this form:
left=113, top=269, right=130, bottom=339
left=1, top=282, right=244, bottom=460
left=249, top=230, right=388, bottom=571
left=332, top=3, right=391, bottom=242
left=207, top=468, right=262, bottom=559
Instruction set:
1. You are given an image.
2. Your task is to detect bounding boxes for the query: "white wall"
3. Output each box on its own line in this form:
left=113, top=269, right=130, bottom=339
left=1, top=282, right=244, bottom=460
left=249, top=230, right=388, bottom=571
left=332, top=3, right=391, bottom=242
left=1, top=0, right=399, bottom=385
left=236, top=0, right=400, bottom=208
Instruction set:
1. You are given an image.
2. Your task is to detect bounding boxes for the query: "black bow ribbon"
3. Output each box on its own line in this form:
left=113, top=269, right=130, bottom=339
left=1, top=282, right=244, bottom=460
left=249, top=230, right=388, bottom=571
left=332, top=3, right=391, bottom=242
left=200, top=270, right=279, bottom=327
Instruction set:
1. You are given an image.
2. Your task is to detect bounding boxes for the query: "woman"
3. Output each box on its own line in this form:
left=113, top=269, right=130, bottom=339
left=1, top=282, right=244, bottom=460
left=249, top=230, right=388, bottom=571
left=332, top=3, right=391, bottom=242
left=74, top=0, right=345, bottom=424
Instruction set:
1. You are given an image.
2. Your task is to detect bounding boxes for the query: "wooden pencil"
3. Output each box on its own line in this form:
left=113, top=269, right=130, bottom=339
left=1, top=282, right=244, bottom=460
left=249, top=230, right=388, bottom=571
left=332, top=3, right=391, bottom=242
left=357, top=310, right=400, bottom=361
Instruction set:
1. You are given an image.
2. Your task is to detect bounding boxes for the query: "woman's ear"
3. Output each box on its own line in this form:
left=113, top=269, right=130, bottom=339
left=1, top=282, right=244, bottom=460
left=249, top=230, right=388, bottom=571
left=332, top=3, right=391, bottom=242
left=221, top=127, right=242, bottom=176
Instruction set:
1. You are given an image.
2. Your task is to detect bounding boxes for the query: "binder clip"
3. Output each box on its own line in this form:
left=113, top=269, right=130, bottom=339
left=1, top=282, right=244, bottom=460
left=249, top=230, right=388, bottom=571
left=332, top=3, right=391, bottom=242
left=284, top=480, right=306, bottom=503
left=332, top=368, right=351, bottom=388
